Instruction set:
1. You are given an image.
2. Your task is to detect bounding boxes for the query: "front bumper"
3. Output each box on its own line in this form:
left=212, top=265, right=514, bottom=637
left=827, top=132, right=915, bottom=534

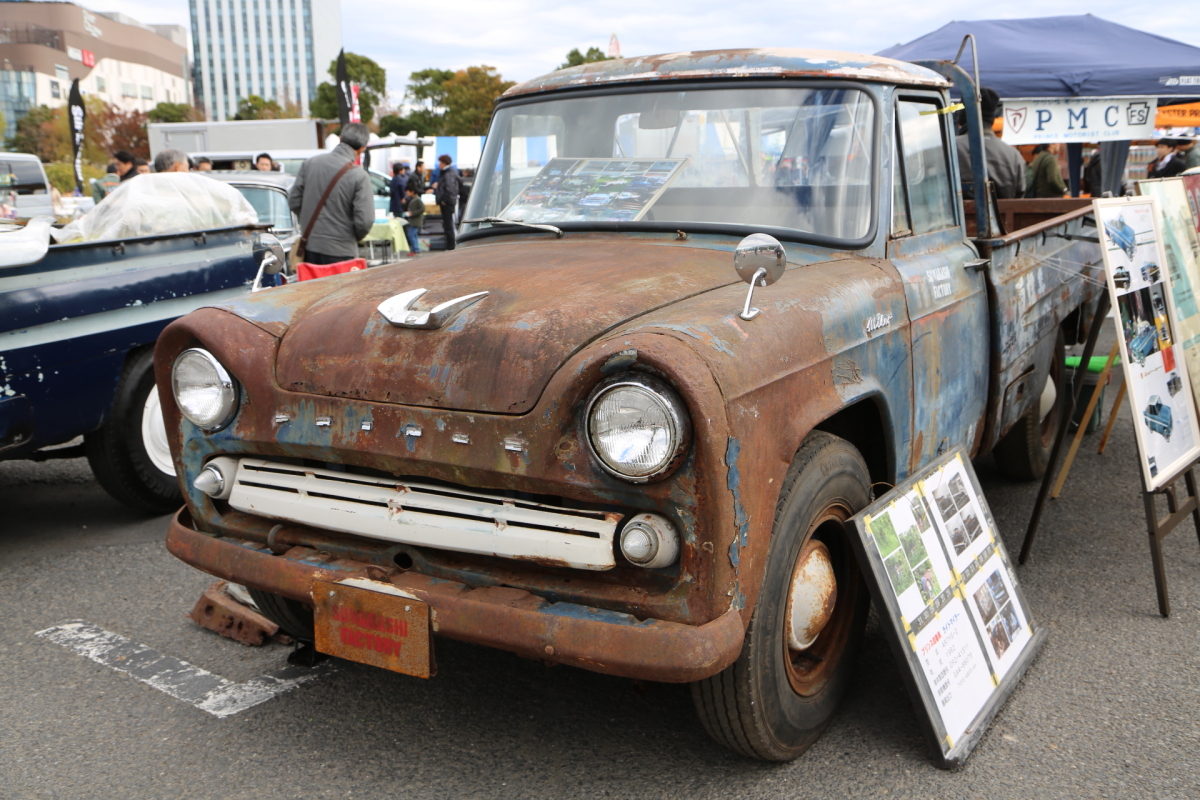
left=167, top=509, right=745, bottom=683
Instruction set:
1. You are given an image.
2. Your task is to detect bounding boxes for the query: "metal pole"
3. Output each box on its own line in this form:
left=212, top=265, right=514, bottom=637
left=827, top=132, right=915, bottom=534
left=1020, top=291, right=1110, bottom=564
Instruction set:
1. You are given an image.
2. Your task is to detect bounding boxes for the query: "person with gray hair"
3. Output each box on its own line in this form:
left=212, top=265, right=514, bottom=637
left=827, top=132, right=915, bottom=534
left=287, top=122, right=374, bottom=264
left=153, top=148, right=190, bottom=173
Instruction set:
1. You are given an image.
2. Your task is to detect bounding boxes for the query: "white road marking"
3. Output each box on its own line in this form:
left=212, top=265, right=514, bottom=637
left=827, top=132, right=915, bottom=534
left=36, top=620, right=330, bottom=718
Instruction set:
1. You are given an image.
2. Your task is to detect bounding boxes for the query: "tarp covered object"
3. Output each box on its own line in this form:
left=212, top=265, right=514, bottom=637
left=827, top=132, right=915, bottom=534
left=878, top=15, right=1200, bottom=100
left=52, top=172, right=258, bottom=243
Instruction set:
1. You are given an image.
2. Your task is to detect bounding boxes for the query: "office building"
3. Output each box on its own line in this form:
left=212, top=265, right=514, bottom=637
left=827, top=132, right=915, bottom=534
left=189, top=0, right=342, bottom=122
left=0, top=1, right=189, bottom=138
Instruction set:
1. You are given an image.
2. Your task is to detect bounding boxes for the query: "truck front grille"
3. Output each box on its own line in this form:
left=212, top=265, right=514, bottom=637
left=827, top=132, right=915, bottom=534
left=226, top=459, right=622, bottom=570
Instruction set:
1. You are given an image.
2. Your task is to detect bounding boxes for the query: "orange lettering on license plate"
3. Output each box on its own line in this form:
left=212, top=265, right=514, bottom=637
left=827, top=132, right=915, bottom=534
left=312, top=579, right=434, bottom=678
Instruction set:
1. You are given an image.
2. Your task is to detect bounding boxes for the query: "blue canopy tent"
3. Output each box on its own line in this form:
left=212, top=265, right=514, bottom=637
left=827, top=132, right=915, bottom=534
left=879, top=15, right=1200, bottom=195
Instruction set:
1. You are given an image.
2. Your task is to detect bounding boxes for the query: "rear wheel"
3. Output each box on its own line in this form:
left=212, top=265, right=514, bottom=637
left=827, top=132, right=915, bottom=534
left=993, top=330, right=1065, bottom=481
left=691, top=432, right=870, bottom=761
left=85, top=349, right=182, bottom=514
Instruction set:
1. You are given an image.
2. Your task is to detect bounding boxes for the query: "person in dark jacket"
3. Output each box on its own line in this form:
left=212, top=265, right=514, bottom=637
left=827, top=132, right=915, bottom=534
left=433, top=154, right=461, bottom=250
left=1148, top=139, right=1187, bottom=179
left=403, top=187, right=425, bottom=255
left=407, top=160, right=426, bottom=196
left=1026, top=143, right=1067, bottom=197
left=956, top=87, right=1025, bottom=198
left=288, top=122, right=374, bottom=264
left=389, top=162, right=409, bottom=217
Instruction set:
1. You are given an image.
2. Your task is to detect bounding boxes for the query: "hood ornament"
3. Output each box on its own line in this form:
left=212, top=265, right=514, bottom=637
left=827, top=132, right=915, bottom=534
left=378, top=288, right=489, bottom=330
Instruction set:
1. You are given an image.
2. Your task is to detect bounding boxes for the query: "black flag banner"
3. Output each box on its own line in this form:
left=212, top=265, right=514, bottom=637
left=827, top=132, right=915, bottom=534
left=336, top=49, right=351, bottom=126
left=68, top=78, right=86, bottom=194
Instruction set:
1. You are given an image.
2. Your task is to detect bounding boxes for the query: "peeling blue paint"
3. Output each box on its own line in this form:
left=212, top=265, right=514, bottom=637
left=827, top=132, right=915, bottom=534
left=655, top=322, right=736, bottom=357
left=725, top=437, right=749, bottom=574
left=542, top=601, right=655, bottom=626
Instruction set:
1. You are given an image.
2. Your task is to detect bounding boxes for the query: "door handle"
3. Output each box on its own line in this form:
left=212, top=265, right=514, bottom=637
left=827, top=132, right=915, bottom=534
left=964, top=258, right=990, bottom=273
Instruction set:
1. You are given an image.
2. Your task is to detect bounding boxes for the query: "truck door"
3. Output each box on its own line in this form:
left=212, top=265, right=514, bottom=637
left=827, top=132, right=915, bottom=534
left=888, top=95, right=990, bottom=471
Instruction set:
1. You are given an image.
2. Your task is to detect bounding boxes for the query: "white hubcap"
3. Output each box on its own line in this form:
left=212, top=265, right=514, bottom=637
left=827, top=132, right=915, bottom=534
left=1039, top=376, right=1058, bottom=421
left=141, top=387, right=175, bottom=476
left=786, top=539, right=837, bottom=651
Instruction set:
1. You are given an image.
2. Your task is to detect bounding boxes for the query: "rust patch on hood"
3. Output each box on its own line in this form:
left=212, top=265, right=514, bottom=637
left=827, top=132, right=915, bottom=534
left=273, top=239, right=741, bottom=414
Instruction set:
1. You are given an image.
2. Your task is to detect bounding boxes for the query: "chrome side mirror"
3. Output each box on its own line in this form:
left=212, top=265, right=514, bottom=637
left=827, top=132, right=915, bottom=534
left=734, top=233, right=785, bottom=321
left=251, top=232, right=287, bottom=292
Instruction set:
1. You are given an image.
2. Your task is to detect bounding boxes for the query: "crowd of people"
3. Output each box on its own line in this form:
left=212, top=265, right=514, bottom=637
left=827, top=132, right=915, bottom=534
left=87, top=127, right=469, bottom=261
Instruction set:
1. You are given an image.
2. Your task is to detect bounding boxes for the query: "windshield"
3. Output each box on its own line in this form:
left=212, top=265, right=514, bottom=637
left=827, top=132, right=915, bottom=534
left=465, top=85, right=876, bottom=241
left=235, top=185, right=293, bottom=232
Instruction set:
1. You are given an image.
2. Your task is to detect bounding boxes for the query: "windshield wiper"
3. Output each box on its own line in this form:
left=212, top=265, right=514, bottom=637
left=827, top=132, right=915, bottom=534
left=464, top=217, right=564, bottom=237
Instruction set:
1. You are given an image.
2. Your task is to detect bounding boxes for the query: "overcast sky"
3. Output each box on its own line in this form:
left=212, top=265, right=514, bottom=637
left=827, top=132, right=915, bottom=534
left=87, top=0, right=1200, bottom=105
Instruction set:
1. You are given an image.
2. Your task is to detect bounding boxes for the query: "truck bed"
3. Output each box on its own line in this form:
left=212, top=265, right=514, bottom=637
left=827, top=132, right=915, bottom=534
left=966, top=199, right=1103, bottom=448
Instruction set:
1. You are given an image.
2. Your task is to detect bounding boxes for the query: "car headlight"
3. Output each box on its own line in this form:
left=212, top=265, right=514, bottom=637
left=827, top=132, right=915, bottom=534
left=172, top=348, right=238, bottom=431
left=585, top=374, right=690, bottom=482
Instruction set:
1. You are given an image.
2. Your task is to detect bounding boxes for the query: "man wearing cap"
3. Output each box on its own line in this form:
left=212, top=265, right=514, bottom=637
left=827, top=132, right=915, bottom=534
left=1175, top=135, right=1200, bottom=170
left=956, top=87, right=1026, bottom=199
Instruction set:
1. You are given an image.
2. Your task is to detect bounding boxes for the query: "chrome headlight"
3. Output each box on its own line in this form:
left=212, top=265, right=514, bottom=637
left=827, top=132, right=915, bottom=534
left=172, top=348, right=238, bottom=431
left=585, top=375, right=690, bottom=482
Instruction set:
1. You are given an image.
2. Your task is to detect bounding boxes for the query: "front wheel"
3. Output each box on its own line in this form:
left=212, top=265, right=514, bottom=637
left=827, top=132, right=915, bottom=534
left=85, top=349, right=182, bottom=514
left=691, top=432, right=870, bottom=761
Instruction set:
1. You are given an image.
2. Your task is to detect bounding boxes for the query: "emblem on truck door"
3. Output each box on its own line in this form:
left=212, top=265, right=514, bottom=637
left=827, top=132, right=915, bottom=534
left=377, top=288, right=489, bottom=330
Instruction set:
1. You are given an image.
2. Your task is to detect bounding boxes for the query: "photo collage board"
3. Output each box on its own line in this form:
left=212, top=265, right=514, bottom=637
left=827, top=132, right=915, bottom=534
left=851, top=450, right=1044, bottom=768
left=1095, top=195, right=1200, bottom=490
left=499, top=157, right=685, bottom=223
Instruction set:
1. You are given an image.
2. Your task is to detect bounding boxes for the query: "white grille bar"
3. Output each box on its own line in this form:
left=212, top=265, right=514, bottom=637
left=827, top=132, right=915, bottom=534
left=227, top=459, right=621, bottom=570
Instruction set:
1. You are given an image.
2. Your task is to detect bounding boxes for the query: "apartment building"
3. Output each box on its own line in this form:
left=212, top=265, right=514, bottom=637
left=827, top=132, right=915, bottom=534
left=189, top=0, right=342, bottom=122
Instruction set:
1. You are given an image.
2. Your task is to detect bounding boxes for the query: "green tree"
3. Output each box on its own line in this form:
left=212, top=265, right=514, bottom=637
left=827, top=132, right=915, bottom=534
left=558, top=47, right=610, bottom=70
left=309, top=52, right=386, bottom=123
left=406, top=68, right=454, bottom=111
left=148, top=101, right=197, bottom=123
left=379, top=109, right=446, bottom=137
left=6, top=105, right=67, bottom=161
left=234, top=94, right=292, bottom=120
left=442, top=66, right=514, bottom=135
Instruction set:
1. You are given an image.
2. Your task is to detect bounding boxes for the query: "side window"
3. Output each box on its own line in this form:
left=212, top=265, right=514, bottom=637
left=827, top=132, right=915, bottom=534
left=893, top=100, right=957, bottom=235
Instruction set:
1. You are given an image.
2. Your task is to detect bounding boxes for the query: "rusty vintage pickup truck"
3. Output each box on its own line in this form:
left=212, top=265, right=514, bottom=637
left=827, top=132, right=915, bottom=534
left=158, top=50, right=1099, bottom=760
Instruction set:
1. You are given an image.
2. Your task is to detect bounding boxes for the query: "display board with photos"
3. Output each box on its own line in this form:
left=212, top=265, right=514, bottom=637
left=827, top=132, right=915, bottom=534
left=498, top=157, right=685, bottom=223
left=850, top=450, right=1045, bottom=768
left=1135, top=177, right=1200, bottom=407
left=1095, top=195, right=1200, bottom=490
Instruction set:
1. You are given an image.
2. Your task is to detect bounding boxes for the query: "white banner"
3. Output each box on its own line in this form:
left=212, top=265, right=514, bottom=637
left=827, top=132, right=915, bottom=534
left=1001, top=96, right=1157, bottom=144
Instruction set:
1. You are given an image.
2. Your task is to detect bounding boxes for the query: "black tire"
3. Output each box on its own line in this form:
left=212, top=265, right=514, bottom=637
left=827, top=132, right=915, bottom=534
left=84, top=348, right=182, bottom=514
left=993, top=330, right=1065, bottom=481
left=691, top=431, right=870, bottom=761
left=247, top=588, right=314, bottom=641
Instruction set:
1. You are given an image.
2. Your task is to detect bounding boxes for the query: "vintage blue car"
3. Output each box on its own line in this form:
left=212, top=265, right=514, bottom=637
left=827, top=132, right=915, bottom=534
left=1, top=214, right=280, bottom=512
left=1105, top=216, right=1137, bottom=260
left=1141, top=262, right=1161, bottom=284
left=1144, top=396, right=1173, bottom=441
left=1129, top=322, right=1159, bottom=365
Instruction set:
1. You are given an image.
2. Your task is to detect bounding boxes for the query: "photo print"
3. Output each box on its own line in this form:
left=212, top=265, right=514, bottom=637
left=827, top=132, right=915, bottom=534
left=964, top=559, right=1031, bottom=677
left=919, top=453, right=993, bottom=571
left=863, top=491, right=952, bottom=621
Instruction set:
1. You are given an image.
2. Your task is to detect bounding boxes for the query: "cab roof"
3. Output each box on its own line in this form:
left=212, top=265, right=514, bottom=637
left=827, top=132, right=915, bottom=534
left=504, top=48, right=949, bottom=99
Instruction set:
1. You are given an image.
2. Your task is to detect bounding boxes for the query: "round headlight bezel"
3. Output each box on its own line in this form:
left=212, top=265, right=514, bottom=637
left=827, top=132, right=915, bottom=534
left=584, top=373, right=691, bottom=483
left=172, top=348, right=238, bottom=432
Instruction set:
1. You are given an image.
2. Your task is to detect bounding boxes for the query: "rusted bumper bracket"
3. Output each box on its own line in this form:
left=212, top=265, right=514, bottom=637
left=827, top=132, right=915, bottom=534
left=166, top=510, right=745, bottom=683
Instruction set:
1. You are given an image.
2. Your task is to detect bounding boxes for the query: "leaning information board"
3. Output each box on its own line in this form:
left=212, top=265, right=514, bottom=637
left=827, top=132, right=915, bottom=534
left=850, top=450, right=1045, bottom=768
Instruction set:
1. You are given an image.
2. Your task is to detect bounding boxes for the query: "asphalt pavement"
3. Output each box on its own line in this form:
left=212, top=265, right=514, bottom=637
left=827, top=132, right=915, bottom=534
left=2, top=393, right=1198, bottom=799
